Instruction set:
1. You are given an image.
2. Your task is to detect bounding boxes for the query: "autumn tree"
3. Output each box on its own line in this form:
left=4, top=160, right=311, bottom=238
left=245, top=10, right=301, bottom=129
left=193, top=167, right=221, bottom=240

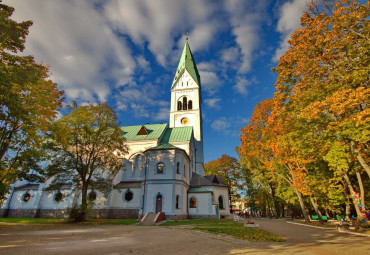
left=204, top=154, right=243, bottom=205
left=272, top=0, right=369, bottom=219
left=0, top=3, right=63, bottom=200
left=44, top=103, right=128, bottom=221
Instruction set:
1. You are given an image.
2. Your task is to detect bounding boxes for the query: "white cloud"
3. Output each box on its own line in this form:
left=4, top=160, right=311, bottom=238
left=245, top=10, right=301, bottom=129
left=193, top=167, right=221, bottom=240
left=204, top=98, right=221, bottom=109
left=8, top=0, right=136, bottom=103
left=224, top=0, right=269, bottom=74
left=233, top=76, right=258, bottom=95
left=221, top=47, right=240, bottom=64
left=211, top=117, right=249, bottom=137
left=116, top=83, right=169, bottom=121
left=197, top=62, right=223, bottom=95
left=104, top=0, right=221, bottom=67
left=212, top=118, right=231, bottom=131
left=273, top=0, right=309, bottom=62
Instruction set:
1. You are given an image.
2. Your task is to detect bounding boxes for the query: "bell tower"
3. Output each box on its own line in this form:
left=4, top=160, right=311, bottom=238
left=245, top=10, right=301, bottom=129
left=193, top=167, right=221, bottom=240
left=169, top=39, right=204, bottom=175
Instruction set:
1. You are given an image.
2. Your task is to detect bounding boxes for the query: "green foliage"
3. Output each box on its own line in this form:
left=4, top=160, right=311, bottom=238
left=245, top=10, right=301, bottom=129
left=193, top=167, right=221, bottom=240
left=44, top=103, right=128, bottom=221
left=0, top=3, right=63, bottom=200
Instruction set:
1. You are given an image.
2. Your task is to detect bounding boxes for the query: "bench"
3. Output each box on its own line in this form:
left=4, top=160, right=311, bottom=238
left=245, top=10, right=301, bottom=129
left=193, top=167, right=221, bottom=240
left=312, top=215, right=328, bottom=221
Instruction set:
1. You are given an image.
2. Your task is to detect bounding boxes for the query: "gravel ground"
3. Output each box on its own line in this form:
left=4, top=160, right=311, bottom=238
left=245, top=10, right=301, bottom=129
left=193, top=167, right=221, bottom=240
left=0, top=219, right=369, bottom=255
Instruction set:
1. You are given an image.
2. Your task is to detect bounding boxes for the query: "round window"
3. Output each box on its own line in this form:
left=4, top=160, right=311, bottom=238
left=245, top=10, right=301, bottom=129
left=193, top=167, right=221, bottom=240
left=124, top=190, right=133, bottom=201
left=23, top=192, right=31, bottom=203
left=54, top=191, right=63, bottom=203
left=88, top=191, right=97, bottom=201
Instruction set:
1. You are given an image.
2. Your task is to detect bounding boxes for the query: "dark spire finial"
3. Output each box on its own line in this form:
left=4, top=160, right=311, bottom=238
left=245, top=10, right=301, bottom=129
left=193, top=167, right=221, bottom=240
left=184, top=32, right=189, bottom=40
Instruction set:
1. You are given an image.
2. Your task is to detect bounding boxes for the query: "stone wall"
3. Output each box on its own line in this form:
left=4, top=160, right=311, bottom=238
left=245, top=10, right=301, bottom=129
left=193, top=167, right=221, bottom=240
left=38, top=209, right=70, bottom=219
left=188, top=215, right=217, bottom=219
left=0, top=208, right=139, bottom=219
left=166, top=214, right=188, bottom=220
left=6, top=209, right=38, bottom=218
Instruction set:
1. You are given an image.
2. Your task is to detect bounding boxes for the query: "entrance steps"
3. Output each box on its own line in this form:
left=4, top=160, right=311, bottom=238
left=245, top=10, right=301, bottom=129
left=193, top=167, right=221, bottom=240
left=140, top=212, right=166, bottom=225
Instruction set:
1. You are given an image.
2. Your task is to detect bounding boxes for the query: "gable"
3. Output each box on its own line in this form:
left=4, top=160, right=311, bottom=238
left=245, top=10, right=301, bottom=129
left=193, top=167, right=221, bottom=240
left=121, top=123, right=167, bottom=141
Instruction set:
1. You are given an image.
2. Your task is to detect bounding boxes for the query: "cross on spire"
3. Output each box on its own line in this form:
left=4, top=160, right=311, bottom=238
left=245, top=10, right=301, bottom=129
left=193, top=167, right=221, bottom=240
left=184, top=32, right=189, bottom=40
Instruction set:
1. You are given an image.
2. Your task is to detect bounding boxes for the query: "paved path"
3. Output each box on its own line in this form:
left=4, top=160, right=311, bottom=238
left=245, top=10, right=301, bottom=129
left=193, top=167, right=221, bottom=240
left=0, top=220, right=369, bottom=255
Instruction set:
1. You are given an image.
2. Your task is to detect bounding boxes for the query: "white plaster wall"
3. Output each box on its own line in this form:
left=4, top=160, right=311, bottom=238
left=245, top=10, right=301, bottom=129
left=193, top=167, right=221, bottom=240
left=173, top=183, right=185, bottom=214
left=108, top=187, right=141, bottom=209
left=146, top=150, right=174, bottom=180
left=39, top=189, right=74, bottom=209
left=188, top=193, right=213, bottom=216
left=125, top=140, right=159, bottom=157
left=9, top=189, right=41, bottom=210
left=212, top=187, right=230, bottom=215
left=144, top=183, right=173, bottom=214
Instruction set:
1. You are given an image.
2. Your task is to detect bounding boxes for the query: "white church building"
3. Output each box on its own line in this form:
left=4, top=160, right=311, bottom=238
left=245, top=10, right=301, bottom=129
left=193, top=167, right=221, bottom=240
left=0, top=40, right=230, bottom=220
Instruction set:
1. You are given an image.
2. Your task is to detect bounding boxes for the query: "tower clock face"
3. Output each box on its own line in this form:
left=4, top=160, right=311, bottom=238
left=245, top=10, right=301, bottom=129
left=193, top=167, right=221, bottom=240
left=181, top=117, right=189, bottom=125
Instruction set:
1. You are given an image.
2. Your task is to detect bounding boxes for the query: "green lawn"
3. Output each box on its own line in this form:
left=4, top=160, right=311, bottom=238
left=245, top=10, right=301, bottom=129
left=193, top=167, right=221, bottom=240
left=0, top=218, right=66, bottom=224
left=161, top=219, right=235, bottom=226
left=161, top=219, right=284, bottom=242
left=0, top=218, right=138, bottom=225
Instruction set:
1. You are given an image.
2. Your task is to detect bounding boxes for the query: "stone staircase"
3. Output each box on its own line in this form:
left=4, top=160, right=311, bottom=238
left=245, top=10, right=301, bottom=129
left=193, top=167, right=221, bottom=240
left=140, top=212, right=165, bottom=225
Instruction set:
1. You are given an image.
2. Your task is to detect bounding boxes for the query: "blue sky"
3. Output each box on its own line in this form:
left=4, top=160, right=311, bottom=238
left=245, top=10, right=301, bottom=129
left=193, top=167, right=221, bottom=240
left=7, top=0, right=310, bottom=162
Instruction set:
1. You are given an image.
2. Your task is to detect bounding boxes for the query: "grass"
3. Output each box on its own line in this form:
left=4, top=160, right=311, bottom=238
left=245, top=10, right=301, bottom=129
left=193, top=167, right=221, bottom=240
left=161, top=219, right=235, bottom=226
left=161, top=219, right=284, bottom=242
left=0, top=218, right=138, bottom=225
left=193, top=226, right=285, bottom=242
left=0, top=218, right=66, bottom=224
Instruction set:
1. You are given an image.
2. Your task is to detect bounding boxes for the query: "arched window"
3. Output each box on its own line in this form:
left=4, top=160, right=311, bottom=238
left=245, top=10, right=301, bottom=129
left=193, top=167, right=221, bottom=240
left=176, top=162, right=180, bottom=174
left=190, top=197, right=197, bottom=208
left=23, top=192, right=31, bottom=203
left=183, top=97, right=187, bottom=110
left=188, top=100, right=192, bottom=110
left=157, top=163, right=164, bottom=174
left=176, top=195, right=179, bottom=209
left=177, top=101, right=182, bottom=111
left=218, top=196, right=224, bottom=209
left=88, top=191, right=97, bottom=201
left=124, top=189, right=133, bottom=201
left=55, top=191, right=63, bottom=203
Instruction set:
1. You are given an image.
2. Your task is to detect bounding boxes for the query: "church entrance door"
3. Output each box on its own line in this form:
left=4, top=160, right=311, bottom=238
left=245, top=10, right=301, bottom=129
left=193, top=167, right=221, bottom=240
left=156, top=194, right=162, bottom=213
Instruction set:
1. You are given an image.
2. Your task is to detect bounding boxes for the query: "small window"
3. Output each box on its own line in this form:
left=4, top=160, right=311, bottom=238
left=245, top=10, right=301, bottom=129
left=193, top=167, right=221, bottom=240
left=188, top=100, right=192, bottom=110
left=219, top=196, right=224, bottom=209
left=125, top=189, right=133, bottom=201
left=183, top=97, right=187, bottom=110
left=55, top=191, right=63, bottom=203
left=157, top=163, right=164, bottom=174
left=176, top=162, right=180, bottom=174
left=190, top=197, right=196, bottom=208
left=177, top=101, right=182, bottom=111
left=88, top=191, right=97, bottom=201
left=176, top=195, right=179, bottom=209
left=23, top=192, right=31, bottom=203
left=183, top=165, right=186, bottom=176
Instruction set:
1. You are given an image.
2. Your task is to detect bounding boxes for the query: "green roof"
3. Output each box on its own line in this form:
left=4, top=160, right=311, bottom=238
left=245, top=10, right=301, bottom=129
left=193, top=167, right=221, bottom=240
left=121, top=124, right=167, bottom=141
left=171, top=40, right=200, bottom=88
left=160, top=127, right=193, bottom=143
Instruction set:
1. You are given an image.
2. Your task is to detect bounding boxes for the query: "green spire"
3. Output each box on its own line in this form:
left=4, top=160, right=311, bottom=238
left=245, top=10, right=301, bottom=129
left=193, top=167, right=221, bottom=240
left=171, top=40, right=200, bottom=88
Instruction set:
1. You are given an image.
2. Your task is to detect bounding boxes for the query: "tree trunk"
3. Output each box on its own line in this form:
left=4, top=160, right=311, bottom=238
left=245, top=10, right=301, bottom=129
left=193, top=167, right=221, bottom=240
left=345, top=203, right=351, bottom=220
left=351, top=141, right=370, bottom=178
left=293, top=187, right=310, bottom=223
left=343, top=172, right=363, bottom=218
left=309, top=196, right=323, bottom=224
left=356, top=172, right=365, bottom=209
